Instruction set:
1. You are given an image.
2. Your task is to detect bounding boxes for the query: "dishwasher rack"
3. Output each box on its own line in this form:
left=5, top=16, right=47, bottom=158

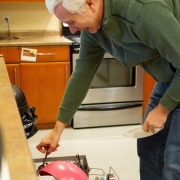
left=33, top=154, right=119, bottom=180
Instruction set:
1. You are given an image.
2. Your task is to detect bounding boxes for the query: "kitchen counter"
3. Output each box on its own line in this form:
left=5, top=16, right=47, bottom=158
left=0, top=56, right=37, bottom=180
left=0, top=36, right=72, bottom=47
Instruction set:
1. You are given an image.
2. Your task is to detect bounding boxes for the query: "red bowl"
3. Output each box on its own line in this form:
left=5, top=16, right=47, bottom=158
left=39, top=161, right=88, bottom=180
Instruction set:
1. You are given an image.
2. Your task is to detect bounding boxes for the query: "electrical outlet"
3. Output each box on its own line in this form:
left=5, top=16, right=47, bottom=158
left=3, top=16, right=10, bottom=27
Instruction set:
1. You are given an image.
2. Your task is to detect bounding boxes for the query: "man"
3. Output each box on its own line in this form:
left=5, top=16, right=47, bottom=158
left=36, top=0, right=180, bottom=179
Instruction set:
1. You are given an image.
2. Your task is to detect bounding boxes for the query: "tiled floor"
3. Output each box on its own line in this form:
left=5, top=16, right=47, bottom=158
left=28, top=125, right=140, bottom=180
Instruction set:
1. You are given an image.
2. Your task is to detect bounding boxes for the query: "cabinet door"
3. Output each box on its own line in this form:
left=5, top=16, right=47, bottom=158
left=0, top=47, right=19, bottom=64
left=143, top=72, right=156, bottom=116
left=6, top=64, right=20, bottom=87
left=20, top=62, right=70, bottom=129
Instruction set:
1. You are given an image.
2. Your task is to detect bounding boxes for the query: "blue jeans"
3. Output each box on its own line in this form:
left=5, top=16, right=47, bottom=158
left=137, top=82, right=180, bottom=180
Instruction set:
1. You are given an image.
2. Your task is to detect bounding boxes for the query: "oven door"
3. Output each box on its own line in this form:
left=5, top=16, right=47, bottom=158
left=73, top=52, right=143, bottom=104
left=73, top=102, right=142, bottom=128
left=72, top=52, right=143, bottom=128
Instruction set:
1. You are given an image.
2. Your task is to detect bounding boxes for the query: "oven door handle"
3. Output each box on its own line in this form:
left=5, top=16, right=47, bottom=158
left=78, top=102, right=142, bottom=111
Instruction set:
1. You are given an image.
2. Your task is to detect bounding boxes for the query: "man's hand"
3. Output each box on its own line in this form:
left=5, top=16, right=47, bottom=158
left=36, top=121, right=67, bottom=154
left=142, top=103, right=170, bottom=134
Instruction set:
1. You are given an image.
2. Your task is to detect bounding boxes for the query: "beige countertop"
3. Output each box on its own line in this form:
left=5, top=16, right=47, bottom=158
left=0, top=31, right=72, bottom=179
left=0, top=56, right=38, bottom=180
left=0, top=36, right=72, bottom=47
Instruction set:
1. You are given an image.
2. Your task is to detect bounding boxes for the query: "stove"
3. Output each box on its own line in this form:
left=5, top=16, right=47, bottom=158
left=62, top=23, right=81, bottom=47
left=62, top=23, right=80, bottom=58
left=62, top=24, right=143, bottom=129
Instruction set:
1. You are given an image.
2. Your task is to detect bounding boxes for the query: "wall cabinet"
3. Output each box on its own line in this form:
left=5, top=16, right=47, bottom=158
left=0, top=46, right=70, bottom=129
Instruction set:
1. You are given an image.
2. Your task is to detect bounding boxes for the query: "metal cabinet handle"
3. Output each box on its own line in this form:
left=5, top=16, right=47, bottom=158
left=14, top=68, right=17, bottom=86
left=74, top=48, right=80, bottom=51
left=36, top=53, right=55, bottom=56
left=65, top=66, right=68, bottom=85
left=31, top=52, right=56, bottom=56
left=78, top=102, right=142, bottom=111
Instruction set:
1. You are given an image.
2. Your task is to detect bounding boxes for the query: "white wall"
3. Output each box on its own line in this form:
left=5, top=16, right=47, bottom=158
left=0, top=2, right=61, bottom=31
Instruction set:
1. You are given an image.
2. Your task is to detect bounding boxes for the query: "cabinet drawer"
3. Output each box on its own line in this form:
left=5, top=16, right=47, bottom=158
left=0, top=47, right=19, bottom=63
left=20, top=46, right=70, bottom=62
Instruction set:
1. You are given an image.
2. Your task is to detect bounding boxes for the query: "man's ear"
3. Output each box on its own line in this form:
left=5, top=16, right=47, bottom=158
left=86, top=0, right=95, bottom=12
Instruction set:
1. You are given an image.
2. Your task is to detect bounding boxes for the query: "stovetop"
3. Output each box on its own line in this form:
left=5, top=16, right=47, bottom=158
left=62, top=23, right=81, bottom=47
left=65, top=36, right=80, bottom=46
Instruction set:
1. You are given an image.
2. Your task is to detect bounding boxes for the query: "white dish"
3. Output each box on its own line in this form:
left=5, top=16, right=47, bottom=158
left=123, top=126, right=162, bottom=138
left=38, top=176, right=57, bottom=180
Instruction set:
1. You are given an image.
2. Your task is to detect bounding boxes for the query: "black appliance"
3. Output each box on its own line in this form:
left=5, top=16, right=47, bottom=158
left=62, top=23, right=80, bottom=53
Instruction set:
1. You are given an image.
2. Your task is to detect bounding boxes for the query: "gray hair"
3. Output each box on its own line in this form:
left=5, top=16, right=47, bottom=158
left=45, top=0, right=86, bottom=14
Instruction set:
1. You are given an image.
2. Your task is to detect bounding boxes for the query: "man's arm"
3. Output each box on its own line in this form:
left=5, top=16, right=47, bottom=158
left=36, top=120, right=67, bottom=154
left=142, top=103, right=171, bottom=134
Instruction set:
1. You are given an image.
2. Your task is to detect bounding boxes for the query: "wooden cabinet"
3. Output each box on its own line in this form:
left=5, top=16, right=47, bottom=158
left=20, top=62, right=70, bottom=129
left=143, top=72, right=156, bottom=116
left=1, top=45, right=70, bottom=129
left=0, top=47, right=19, bottom=64
left=0, top=47, right=20, bottom=87
left=0, top=0, right=43, bottom=2
left=19, top=46, right=70, bottom=63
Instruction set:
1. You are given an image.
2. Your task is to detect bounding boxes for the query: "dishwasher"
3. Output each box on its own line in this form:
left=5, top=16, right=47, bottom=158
left=34, top=154, right=119, bottom=180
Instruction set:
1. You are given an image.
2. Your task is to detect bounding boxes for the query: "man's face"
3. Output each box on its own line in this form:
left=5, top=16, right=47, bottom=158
left=54, top=1, right=102, bottom=34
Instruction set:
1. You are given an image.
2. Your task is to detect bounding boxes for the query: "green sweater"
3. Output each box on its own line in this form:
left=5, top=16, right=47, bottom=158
left=57, top=0, right=180, bottom=124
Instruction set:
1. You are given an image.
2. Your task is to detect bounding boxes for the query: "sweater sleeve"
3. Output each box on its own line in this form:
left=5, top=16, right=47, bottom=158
left=134, top=1, right=180, bottom=110
left=57, top=31, right=105, bottom=124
